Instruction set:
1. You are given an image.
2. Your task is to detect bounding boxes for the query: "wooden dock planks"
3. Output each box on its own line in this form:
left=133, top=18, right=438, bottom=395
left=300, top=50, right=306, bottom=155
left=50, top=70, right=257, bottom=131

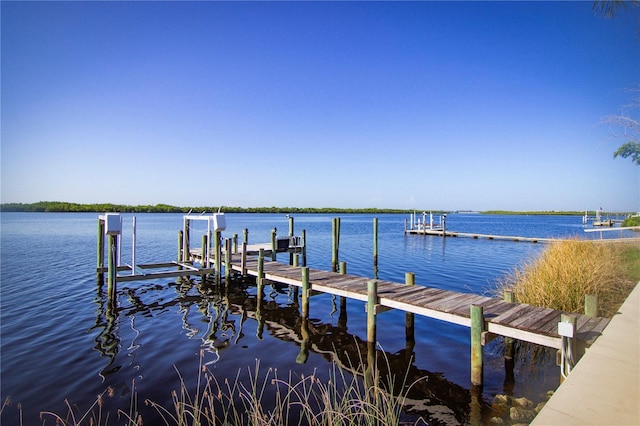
left=227, top=257, right=609, bottom=350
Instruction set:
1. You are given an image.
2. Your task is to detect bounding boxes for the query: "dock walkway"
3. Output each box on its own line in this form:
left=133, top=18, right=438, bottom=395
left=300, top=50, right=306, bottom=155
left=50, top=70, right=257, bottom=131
left=228, top=255, right=608, bottom=350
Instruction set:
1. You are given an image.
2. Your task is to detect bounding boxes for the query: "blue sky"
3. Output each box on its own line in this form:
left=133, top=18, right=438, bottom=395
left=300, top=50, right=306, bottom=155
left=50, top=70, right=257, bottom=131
left=2, top=1, right=639, bottom=211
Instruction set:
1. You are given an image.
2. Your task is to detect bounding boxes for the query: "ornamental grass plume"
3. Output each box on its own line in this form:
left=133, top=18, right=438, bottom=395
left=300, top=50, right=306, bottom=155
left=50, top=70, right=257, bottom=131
left=498, top=239, right=639, bottom=318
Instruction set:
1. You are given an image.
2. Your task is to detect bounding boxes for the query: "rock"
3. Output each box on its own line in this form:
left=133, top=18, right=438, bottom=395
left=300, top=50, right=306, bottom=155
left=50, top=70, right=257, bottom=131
left=535, top=401, right=546, bottom=413
left=510, top=406, right=536, bottom=423
left=512, top=397, right=535, bottom=409
left=488, top=416, right=505, bottom=424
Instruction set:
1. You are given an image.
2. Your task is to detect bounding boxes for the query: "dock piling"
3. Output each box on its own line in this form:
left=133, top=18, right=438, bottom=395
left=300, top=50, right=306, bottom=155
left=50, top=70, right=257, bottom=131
left=373, top=218, right=379, bottom=279
left=405, top=272, right=416, bottom=352
left=224, top=238, right=231, bottom=281
left=289, top=216, right=294, bottom=265
left=585, top=294, right=599, bottom=318
left=332, top=218, right=340, bottom=272
left=241, top=242, right=247, bottom=276
left=470, top=304, right=484, bottom=386
left=301, top=266, right=310, bottom=318
left=107, top=234, right=118, bottom=307
left=97, top=219, right=105, bottom=274
left=271, top=228, right=277, bottom=261
left=503, top=290, right=515, bottom=389
left=366, top=279, right=378, bottom=386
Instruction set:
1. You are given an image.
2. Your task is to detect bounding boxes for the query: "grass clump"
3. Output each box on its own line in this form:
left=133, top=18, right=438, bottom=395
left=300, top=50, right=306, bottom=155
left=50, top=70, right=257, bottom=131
left=32, top=349, right=425, bottom=426
left=146, top=349, right=424, bottom=426
left=498, top=239, right=640, bottom=317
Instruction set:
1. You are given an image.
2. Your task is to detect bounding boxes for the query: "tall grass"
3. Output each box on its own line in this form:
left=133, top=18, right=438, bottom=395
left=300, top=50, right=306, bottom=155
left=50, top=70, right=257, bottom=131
left=146, top=348, right=425, bottom=426
left=30, top=348, right=425, bottom=426
left=497, top=239, right=640, bottom=317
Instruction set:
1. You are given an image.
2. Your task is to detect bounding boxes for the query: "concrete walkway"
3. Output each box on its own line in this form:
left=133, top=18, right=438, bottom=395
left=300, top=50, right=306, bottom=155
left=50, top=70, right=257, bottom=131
left=532, top=282, right=640, bottom=425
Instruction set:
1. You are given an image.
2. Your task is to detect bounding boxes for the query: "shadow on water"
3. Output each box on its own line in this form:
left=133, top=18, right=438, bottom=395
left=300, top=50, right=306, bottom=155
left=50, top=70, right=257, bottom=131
left=91, top=273, right=512, bottom=425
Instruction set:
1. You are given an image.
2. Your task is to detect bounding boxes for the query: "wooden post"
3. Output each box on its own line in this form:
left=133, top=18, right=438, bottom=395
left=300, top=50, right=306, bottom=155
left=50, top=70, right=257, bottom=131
left=293, top=254, right=298, bottom=267
left=405, top=272, right=415, bottom=351
left=503, top=290, right=515, bottom=390
left=301, top=266, right=310, bottom=318
left=107, top=234, right=118, bottom=307
left=257, top=248, right=265, bottom=289
left=366, top=280, right=378, bottom=387
left=177, top=230, right=184, bottom=270
left=243, top=228, right=249, bottom=245
left=97, top=219, right=105, bottom=273
left=184, top=220, right=190, bottom=260
left=201, top=234, right=208, bottom=268
left=214, top=231, right=222, bottom=283
left=301, top=229, right=307, bottom=267
left=338, top=262, right=347, bottom=329
left=241, top=241, right=247, bottom=276
left=270, top=228, right=277, bottom=261
left=224, top=238, right=231, bottom=281
left=404, top=218, right=407, bottom=235
left=256, top=260, right=265, bottom=340
left=233, top=233, right=238, bottom=254
left=289, top=215, right=294, bottom=265
left=373, top=218, right=379, bottom=279
left=332, top=218, right=340, bottom=272
left=471, top=304, right=484, bottom=386
left=585, top=294, right=599, bottom=318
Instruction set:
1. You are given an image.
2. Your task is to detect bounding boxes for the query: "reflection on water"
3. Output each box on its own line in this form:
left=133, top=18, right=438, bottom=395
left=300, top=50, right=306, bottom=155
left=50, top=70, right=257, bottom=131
left=90, top=272, right=527, bottom=424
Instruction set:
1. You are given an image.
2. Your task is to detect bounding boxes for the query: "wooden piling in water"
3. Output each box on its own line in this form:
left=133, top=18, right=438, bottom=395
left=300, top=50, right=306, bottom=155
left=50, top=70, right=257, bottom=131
left=503, top=290, right=515, bottom=388
left=373, top=218, right=379, bottom=279
left=470, top=304, right=484, bottom=386
left=289, top=216, right=294, bottom=265
left=107, top=234, right=118, bottom=307
left=332, top=217, right=340, bottom=272
left=243, top=228, right=249, bottom=245
left=224, top=238, right=231, bottom=281
left=366, top=279, right=378, bottom=386
left=97, top=219, right=105, bottom=273
left=233, top=234, right=238, bottom=254
left=301, top=266, right=310, bottom=318
left=214, top=231, right=222, bottom=282
left=405, top=272, right=415, bottom=351
left=271, top=228, right=277, bottom=261
left=301, top=229, right=307, bottom=267
left=241, top=241, right=247, bottom=276
left=201, top=235, right=208, bottom=268
left=257, top=248, right=265, bottom=289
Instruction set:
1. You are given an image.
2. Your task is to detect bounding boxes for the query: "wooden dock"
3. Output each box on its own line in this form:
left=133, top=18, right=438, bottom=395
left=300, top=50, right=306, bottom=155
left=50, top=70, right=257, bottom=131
left=226, top=255, right=608, bottom=350
left=97, top=212, right=612, bottom=388
left=405, top=228, right=558, bottom=243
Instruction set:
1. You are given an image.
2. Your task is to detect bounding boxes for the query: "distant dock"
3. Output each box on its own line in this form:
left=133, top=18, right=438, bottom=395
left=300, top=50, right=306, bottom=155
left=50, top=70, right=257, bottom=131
left=403, top=212, right=555, bottom=243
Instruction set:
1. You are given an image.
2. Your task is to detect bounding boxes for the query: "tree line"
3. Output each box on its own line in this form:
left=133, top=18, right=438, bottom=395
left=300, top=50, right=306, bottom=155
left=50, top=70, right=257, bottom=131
left=0, top=201, right=415, bottom=214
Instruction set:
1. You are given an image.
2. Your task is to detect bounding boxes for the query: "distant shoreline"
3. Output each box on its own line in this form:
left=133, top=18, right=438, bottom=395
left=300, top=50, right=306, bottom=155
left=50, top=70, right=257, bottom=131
left=0, top=202, right=628, bottom=216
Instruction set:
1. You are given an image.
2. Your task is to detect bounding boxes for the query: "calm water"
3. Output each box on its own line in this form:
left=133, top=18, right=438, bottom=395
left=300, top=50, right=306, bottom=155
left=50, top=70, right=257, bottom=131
left=0, top=212, right=632, bottom=424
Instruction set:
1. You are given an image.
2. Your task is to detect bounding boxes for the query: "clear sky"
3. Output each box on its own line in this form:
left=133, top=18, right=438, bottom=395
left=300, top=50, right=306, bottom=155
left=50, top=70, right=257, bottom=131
left=2, top=1, right=639, bottom=211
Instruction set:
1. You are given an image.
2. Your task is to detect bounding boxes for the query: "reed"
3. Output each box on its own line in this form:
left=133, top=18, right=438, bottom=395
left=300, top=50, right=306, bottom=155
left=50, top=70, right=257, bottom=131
left=145, top=348, right=425, bottom=426
left=31, top=348, right=425, bottom=425
left=497, top=239, right=640, bottom=317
